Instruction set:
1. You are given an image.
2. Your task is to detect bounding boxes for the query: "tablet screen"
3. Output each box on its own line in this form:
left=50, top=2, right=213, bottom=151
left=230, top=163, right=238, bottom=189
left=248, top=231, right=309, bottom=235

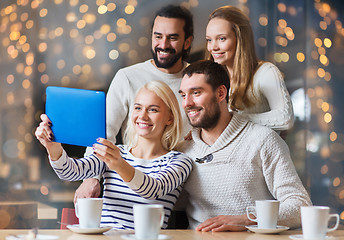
left=45, top=86, right=106, bottom=147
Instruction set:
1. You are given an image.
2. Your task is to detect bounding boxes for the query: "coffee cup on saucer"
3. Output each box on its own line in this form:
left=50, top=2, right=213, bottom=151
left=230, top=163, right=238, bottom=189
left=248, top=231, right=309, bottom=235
left=75, top=198, right=103, bottom=229
left=300, top=206, right=339, bottom=239
left=246, top=200, right=280, bottom=229
left=133, top=204, right=164, bottom=240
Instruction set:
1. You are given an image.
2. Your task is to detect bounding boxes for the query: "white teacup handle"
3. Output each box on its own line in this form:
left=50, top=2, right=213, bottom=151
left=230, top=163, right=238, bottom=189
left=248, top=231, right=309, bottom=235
left=327, top=213, right=339, bottom=232
left=246, top=206, right=258, bottom=222
left=75, top=202, right=80, bottom=219
left=159, top=208, right=165, bottom=227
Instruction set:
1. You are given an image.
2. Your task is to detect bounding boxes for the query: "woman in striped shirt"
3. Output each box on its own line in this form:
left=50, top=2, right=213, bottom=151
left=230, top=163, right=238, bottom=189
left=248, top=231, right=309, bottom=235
left=35, top=80, right=193, bottom=229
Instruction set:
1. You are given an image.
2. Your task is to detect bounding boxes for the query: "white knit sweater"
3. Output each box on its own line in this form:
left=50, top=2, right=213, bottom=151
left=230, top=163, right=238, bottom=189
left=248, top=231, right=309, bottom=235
left=180, top=113, right=311, bottom=229
left=238, top=62, right=294, bottom=131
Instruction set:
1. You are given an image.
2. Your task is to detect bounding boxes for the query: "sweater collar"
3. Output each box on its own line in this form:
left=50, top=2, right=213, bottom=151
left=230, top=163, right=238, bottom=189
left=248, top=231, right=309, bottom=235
left=191, top=113, right=249, bottom=156
left=146, top=59, right=188, bottom=77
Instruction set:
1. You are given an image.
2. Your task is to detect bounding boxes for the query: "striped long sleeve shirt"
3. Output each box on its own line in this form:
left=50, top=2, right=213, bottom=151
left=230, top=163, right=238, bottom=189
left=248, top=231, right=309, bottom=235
left=50, top=145, right=193, bottom=229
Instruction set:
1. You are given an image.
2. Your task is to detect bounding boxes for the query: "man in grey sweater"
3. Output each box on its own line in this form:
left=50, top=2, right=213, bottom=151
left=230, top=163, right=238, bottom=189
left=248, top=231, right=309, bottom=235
left=178, top=60, right=312, bottom=231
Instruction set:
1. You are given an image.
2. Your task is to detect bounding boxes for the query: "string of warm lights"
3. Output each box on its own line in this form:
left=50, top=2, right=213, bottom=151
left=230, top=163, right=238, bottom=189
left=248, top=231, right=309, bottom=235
left=256, top=0, right=344, bottom=220
left=307, top=0, right=344, bottom=220
left=0, top=0, right=147, bottom=228
left=0, top=0, right=147, bottom=195
left=1, top=0, right=147, bottom=87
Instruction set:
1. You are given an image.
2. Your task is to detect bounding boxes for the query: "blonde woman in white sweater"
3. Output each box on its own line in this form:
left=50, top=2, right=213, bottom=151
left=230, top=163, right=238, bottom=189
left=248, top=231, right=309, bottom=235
left=206, top=6, right=294, bottom=131
left=178, top=60, right=311, bottom=232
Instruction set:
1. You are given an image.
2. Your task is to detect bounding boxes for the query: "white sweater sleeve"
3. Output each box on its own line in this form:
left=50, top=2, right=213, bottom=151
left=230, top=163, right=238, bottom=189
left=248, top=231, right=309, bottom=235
left=244, top=63, right=294, bottom=131
left=261, top=131, right=312, bottom=228
left=106, top=69, right=131, bottom=144
left=125, top=153, right=193, bottom=200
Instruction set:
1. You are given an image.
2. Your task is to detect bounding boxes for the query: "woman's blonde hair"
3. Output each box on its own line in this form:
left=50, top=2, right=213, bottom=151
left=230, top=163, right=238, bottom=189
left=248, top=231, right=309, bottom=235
left=208, top=6, right=260, bottom=110
left=124, top=80, right=182, bottom=151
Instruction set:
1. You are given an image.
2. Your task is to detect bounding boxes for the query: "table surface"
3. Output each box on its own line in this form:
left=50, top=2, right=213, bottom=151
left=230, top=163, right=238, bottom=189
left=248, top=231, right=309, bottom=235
left=2, top=229, right=344, bottom=240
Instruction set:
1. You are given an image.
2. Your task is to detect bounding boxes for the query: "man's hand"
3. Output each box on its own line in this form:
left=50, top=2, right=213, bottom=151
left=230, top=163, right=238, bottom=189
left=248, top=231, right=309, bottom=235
left=74, top=178, right=101, bottom=204
left=196, top=214, right=254, bottom=232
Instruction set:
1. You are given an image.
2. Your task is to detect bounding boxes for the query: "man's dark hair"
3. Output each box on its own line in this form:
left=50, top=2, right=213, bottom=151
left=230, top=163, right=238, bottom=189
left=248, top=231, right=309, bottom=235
left=152, top=5, right=194, bottom=60
left=183, top=60, right=230, bottom=103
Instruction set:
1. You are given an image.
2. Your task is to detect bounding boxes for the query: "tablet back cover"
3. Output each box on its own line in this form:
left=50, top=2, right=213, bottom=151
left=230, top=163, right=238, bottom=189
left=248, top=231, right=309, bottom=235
left=45, top=86, right=106, bottom=147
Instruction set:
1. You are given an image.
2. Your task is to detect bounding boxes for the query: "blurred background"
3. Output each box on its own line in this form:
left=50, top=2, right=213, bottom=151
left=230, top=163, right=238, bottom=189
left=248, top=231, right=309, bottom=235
left=1, top=0, right=344, bottom=228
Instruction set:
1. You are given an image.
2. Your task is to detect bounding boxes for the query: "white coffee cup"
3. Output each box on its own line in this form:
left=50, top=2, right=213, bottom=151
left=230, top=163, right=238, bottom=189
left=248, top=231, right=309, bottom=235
left=301, top=206, right=339, bottom=239
left=133, top=204, right=164, bottom=240
left=246, top=200, right=280, bottom=229
left=75, top=198, right=103, bottom=228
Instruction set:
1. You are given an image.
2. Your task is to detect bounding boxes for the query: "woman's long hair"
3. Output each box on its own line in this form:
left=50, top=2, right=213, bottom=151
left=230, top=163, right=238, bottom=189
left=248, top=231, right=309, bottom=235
left=208, top=6, right=260, bottom=110
left=124, top=80, right=182, bottom=151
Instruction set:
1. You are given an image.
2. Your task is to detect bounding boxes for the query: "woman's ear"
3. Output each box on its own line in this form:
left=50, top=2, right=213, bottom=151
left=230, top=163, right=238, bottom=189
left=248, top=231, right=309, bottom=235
left=166, top=112, right=174, bottom=126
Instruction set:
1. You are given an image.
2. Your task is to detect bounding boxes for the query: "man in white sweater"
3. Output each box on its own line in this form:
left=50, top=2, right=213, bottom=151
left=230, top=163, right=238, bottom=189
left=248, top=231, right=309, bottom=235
left=74, top=5, right=194, bottom=201
left=178, top=60, right=312, bottom=231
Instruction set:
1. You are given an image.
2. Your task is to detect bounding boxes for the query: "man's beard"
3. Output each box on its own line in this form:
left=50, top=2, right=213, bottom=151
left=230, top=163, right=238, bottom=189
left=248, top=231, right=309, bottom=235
left=151, top=47, right=184, bottom=69
left=186, top=95, right=221, bottom=130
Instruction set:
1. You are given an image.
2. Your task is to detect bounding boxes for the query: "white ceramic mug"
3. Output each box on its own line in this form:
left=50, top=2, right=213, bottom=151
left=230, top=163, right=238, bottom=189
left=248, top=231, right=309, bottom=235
left=301, top=206, right=339, bottom=239
left=75, top=198, right=103, bottom=228
left=133, top=204, right=164, bottom=240
left=246, top=200, right=280, bottom=229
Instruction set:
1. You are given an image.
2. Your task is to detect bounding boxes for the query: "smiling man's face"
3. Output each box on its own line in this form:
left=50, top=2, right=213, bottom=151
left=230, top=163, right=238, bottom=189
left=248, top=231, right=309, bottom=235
left=151, top=16, right=190, bottom=72
left=179, top=73, right=221, bottom=130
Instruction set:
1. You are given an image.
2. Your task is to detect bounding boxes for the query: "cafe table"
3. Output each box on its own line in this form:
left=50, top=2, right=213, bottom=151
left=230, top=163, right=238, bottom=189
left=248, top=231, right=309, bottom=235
left=1, top=229, right=344, bottom=240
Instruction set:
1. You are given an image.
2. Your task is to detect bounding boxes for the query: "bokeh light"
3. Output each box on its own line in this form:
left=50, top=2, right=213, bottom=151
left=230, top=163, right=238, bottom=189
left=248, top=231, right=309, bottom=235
left=297, top=52, right=305, bottom=62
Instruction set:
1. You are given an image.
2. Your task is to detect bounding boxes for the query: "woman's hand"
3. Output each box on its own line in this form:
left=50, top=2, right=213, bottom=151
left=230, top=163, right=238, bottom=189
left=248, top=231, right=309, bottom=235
left=93, top=138, right=135, bottom=182
left=93, top=138, right=123, bottom=169
left=35, top=114, right=62, bottom=160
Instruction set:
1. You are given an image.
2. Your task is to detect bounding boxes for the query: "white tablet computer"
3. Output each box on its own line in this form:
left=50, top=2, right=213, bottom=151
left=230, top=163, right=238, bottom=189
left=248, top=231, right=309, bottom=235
left=45, top=86, right=106, bottom=147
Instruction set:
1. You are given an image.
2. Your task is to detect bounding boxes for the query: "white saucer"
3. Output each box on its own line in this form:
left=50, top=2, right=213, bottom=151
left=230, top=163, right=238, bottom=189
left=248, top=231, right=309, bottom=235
left=245, top=225, right=289, bottom=234
left=67, top=224, right=112, bottom=234
left=289, top=234, right=334, bottom=239
left=6, top=234, right=58, bottom=240
left=120, top=234, right=171, bottom=240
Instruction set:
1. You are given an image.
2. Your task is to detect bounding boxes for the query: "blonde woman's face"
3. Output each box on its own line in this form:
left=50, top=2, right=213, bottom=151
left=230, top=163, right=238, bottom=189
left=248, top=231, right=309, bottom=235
left=131, top=88, right=173, bottom=141
left=206, top=18, right=237, bottom=69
